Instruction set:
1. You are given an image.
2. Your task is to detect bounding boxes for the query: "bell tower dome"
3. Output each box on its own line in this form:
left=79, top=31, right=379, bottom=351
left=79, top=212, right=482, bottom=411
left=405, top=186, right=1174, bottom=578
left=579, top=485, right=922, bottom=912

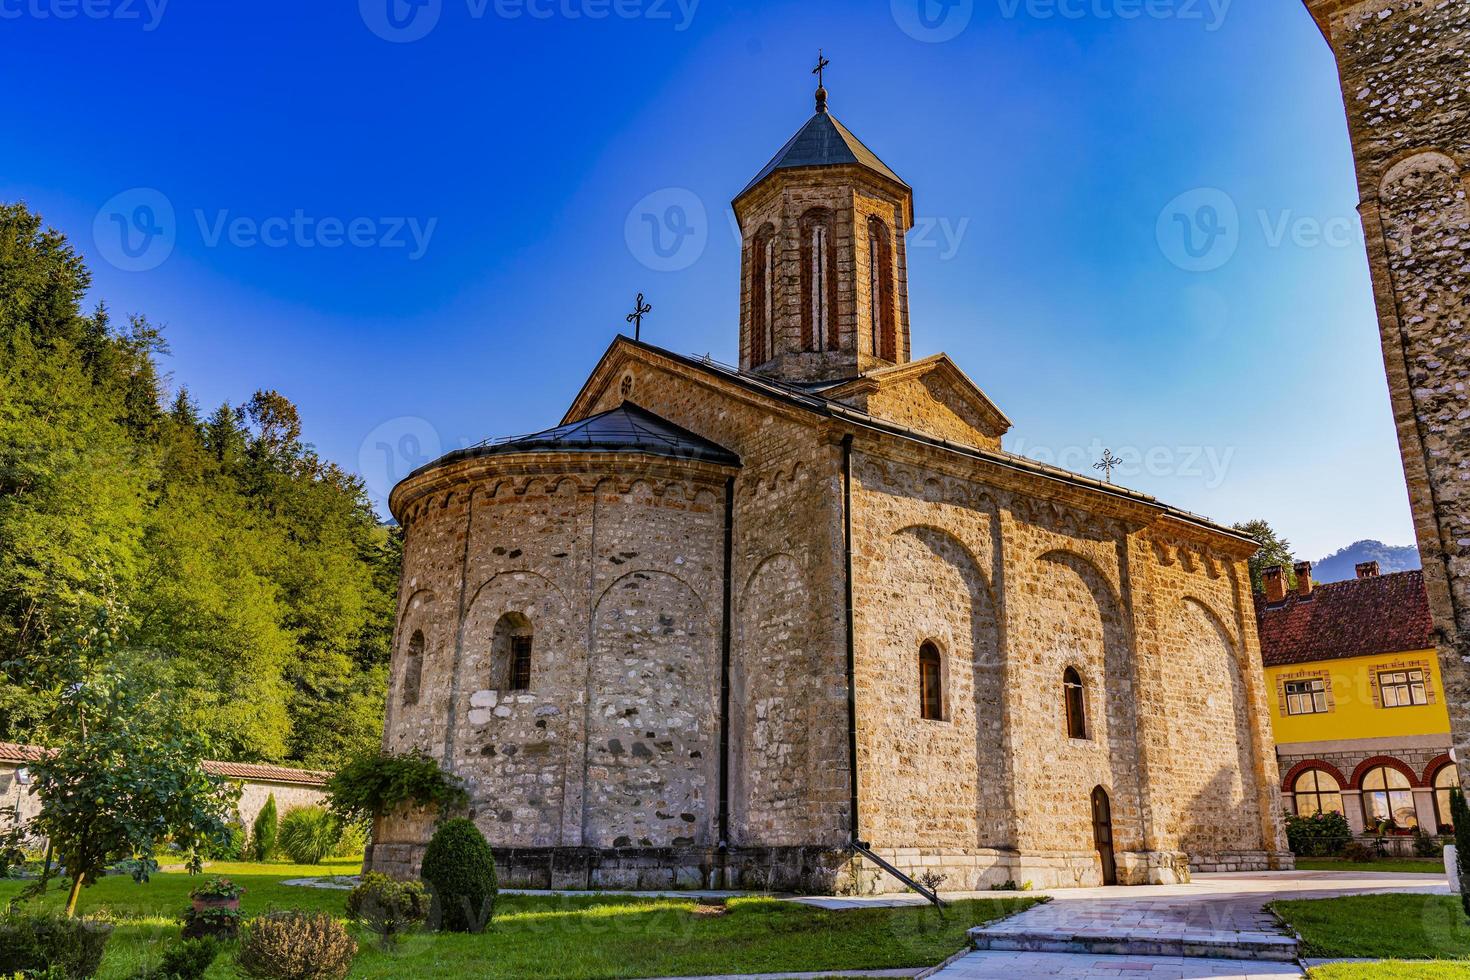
left=733, top=66, right=914, bottom=385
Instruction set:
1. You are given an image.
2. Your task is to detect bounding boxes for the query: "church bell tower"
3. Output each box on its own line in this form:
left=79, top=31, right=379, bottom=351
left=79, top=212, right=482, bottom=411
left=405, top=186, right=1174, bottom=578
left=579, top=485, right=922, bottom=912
left=733, top=60, right=915, bottom=384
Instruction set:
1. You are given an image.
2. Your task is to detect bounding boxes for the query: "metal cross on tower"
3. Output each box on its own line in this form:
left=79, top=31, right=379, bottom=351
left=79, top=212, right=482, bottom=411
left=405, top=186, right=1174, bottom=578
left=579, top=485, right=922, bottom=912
left=626, top=292, right=652, bottom=341
left=1094, top=448, right=1123, bottom=484
left=812, top=50, right=830, bottom=112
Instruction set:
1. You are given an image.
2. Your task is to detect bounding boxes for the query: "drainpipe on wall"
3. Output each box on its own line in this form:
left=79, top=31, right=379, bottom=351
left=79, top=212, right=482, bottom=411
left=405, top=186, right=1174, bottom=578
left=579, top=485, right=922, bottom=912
left=840, top=434, right=862, bottom=846
left=717, top=475, right=735, bottom=883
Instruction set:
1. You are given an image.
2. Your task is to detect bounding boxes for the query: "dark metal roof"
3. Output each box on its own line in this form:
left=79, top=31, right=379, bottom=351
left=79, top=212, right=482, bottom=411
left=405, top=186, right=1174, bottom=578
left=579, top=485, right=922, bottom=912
left=738, top=110, right=908, bottom=199
left=408, top=402, right=740, bottom=480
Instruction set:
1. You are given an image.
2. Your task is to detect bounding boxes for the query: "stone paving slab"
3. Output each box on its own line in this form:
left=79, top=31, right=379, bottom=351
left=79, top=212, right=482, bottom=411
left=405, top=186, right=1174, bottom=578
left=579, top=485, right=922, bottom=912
left=633, top=971, right=921, bottom=979
left=928, top=951, right=1303, bottom=979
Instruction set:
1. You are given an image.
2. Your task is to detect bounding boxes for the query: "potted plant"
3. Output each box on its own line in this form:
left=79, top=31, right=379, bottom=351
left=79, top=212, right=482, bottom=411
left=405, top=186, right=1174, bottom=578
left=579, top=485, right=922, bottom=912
left=190, top=876, right=245, bottom=913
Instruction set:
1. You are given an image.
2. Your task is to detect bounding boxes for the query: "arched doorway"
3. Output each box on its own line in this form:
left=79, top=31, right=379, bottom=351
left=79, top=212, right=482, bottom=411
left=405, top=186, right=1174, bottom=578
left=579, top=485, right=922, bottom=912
left=1091, top=786, right=1117, bottom=886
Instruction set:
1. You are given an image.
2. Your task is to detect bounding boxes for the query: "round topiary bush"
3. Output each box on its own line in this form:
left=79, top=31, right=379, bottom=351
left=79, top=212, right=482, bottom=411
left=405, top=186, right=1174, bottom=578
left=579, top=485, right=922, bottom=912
left=420, top=818, right=497, bottom=933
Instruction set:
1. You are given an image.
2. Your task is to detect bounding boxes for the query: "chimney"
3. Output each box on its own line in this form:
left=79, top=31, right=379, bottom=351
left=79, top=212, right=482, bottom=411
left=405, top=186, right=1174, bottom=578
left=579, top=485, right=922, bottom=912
left=1263, top=565, right=1288, bottom=603
left=1294, top=561, right=1314, bottom=597
left=1357, top=560, right=1381, bottom=580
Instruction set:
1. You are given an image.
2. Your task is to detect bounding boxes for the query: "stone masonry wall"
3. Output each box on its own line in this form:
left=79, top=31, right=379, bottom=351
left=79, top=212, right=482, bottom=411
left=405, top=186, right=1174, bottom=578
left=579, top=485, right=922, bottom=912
left=1307, top=0, right=1470, bottom=793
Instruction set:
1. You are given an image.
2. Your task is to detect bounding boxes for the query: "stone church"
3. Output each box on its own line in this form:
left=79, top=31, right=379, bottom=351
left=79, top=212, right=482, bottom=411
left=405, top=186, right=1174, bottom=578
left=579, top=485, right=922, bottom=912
left=370, top=80, right=1290, bottom=892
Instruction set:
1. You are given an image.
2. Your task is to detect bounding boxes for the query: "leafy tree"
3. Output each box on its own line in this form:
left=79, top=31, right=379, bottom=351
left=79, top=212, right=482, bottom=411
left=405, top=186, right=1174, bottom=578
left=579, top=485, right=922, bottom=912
left=1452, top=788, right=1470, bottom=917
left=29, top=655, right=238, bottom=915
left=1232, top=518, right=1297, bottom=593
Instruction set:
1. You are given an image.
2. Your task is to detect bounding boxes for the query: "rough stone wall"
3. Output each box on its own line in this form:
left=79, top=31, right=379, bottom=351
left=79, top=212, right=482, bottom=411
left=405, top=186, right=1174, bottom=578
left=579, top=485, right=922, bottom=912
left=1307, top=0, right=1470, bottom=792
left=580, top=357, right=853, bottom=848
left=385, top=454, right=730, bottom=857
left=233, top=781, right=327, bottom=834
left=850, top=372, right=1005, bottom=452
left=0, top=765, right=40, bottom=838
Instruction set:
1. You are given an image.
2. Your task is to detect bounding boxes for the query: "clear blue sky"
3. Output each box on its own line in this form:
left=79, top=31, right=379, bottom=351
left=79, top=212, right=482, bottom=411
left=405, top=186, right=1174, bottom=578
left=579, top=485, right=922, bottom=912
left=0, top=0, right=1414, bottom=560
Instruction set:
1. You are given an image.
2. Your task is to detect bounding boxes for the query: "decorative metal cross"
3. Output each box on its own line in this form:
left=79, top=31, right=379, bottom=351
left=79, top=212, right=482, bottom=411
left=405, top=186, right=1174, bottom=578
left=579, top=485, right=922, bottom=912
left=812, top=50, right=830, bottom=88
left=626, top=292, right=651, bottom=341
left=1094, top=448, right=1123, bottom=484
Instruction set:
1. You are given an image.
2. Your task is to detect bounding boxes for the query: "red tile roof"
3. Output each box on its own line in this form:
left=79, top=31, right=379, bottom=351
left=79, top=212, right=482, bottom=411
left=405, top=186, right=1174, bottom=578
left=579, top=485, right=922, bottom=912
left=0, top=742, right=330, bottom=787
left=1254, top=569, right=1436, bottom=667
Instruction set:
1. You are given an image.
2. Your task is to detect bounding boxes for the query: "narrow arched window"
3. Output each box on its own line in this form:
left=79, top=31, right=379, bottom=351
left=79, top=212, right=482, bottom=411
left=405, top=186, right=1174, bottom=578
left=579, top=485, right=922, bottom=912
left=493, top=612, right=534, bottom=692
left=1064, top=667, right=1087, bottom=739
left=750, top=225, right=776, bottom=365
left=401, top=629, right=424, bottom=707
left=800, top=209, right=838, bottom=353
left=919, top=642, right=944, bottom=721
left=867, top=218, right=896, bottom=361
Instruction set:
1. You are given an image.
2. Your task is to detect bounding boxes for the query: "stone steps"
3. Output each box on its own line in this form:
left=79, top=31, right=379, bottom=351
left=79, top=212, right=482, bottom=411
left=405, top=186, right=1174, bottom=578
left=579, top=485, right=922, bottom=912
left=967, top=926, right=1300, bottom=963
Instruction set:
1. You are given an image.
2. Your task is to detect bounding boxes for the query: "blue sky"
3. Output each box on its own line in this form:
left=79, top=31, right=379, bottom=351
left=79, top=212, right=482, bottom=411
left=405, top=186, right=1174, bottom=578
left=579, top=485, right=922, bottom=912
left=0, top=0, right=1413, bottom=560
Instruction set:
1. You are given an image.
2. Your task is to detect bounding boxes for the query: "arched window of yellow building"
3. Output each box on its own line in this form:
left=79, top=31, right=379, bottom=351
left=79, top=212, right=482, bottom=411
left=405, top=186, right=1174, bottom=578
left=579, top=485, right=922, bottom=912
left=1434, top=764, right=1461, bottom=830
left=1361, top=765, right=1417, bottom=829
left=1291, top=769, right=1343, bottom=816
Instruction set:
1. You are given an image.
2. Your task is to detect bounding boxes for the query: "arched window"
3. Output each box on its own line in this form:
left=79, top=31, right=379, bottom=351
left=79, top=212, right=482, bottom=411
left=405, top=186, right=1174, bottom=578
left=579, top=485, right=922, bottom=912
left=401, top=629, right=424, bottom=707
left=492, top=612, right=534, bottom=692
left=1064, top=666, right=1088, bottom=739
left=1434, top=763, right=1461, bottom=829
left=867, top=217, right=896, bottom=361
left=1292, top=769, right=1344, bottom=816
left=919, top=642, right=944, bottom=721
left=1361, top=765, right=1418, bottom=829
left=750, top=225, right=776, bottom=366
left=799, top=209, right=838, bottom=353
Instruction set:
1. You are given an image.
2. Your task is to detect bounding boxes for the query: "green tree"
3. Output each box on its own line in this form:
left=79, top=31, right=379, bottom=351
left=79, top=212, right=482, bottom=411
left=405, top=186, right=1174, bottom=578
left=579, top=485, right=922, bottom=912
left=252, top=793, right=279, bottom=861
left=1452, top=788, right=1470, bottom=917
left=29, top=647, right=238, bottom=915
left=1232, top=518, right=1297, bottom=593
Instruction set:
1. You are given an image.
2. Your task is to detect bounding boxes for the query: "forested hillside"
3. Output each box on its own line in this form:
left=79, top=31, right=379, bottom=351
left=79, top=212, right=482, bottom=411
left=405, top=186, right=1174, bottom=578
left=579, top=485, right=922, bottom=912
left=0, top=203, right=397, bottom=768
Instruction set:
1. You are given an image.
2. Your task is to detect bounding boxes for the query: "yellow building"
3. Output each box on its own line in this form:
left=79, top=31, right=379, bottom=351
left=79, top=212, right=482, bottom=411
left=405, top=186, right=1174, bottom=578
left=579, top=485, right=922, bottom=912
left=1256, top=560, right=1456, bottom=835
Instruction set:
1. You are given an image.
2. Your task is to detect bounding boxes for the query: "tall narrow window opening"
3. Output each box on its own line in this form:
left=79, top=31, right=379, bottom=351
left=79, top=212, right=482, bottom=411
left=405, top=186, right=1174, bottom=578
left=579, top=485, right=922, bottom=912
left=492, top=612, right=534, bottom=692
left=402, top=629, right=424, bottom=707
left=919, top=641, right=944, bottom=721
left=799, top=210, right=838, bottom=353
left=867, top=218, right=895, bottom=360
left=1064, top=666, right=1088, bottom=739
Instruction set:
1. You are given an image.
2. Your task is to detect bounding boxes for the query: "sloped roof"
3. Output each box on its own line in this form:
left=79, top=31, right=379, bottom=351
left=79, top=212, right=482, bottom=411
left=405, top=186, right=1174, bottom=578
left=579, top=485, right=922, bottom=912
left=1254, top=570, right=1435, bottom=667
left=0, top=742, right=331, bottom=787
left=408, top=402, right=740, bottom=482
left=737, top=110, right=908, bottom=200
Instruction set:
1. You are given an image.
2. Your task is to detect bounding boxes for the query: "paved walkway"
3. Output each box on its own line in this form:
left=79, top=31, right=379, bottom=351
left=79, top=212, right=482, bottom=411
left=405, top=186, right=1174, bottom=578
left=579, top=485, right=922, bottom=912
left=928, top=870, right=1448, bottom=980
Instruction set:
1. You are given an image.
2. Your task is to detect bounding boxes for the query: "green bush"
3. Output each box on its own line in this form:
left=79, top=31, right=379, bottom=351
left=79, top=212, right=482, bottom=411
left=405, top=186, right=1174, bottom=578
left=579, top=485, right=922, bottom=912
left=276, top=807, right=341, bottom=866
left=143, top=937, right=219, bottom=980
left=1413, top=826, right=1443, bottom=858
left=252, top=795, right=279, bottom=861
left=1452, top=788, right=1470, bottom=916
left=1284, top=810, right=1353, bottom=857
left=331, top=821, right=367, bottom=858
left=326, top=753, right=466, bottom=825
left=420, top=818, right=496, bottom=933
left=205, top=820, right=246, bottom=861
left=0, top=910, right=112, bottom=978
left=346, top=872, right=430, bottom=948
left=236, top=911, right=356, bottom=980
left=1342, top=840, right=1377, bottom=862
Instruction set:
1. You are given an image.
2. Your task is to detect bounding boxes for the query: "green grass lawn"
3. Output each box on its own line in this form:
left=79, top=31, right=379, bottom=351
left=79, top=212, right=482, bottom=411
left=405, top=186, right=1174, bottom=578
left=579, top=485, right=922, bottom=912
left=1295, top=857, right=1447, bottom=875
left=1273, top=893, right=1470, bottom=960
left=1310, top=963, right=1470, bottom=979
left=0, top=861, right=1037, bottom=979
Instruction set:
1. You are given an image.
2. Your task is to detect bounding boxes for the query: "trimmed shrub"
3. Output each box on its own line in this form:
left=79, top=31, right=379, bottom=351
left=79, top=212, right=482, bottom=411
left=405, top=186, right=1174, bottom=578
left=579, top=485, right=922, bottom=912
left=148, top=937, right=219, bottom=980
left=0, top=910, right=112, bottom=978
left=420, top=818, right=497, bottom=933
left=205, top=820, right=246, bottom=861
left=276, top=807, right=341, bottom=866
left=1414, top=826, right=1443, bottom=858
left=1452, top=788, right=1470, bottom=917
left=252, top=795, right=279, bottom=861
left=236, top=911, right=356, bottom=980
left=1284, top=810, right=1353, bottom=857
left=346, top=872, right=430, bottom=948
